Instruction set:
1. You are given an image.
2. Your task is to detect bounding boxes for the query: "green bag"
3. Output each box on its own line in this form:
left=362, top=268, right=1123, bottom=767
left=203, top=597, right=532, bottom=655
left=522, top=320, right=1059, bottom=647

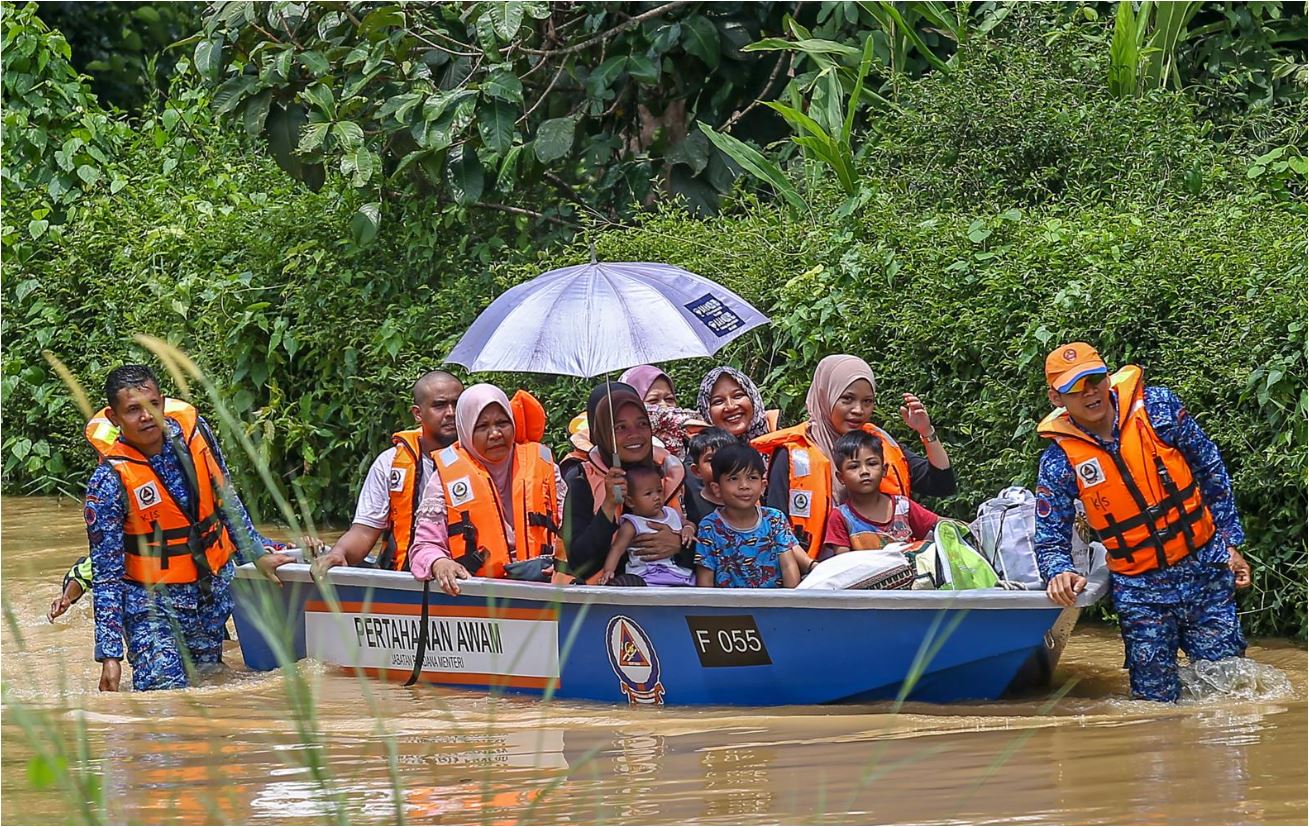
left=914, top=520, right=1000, bottom=590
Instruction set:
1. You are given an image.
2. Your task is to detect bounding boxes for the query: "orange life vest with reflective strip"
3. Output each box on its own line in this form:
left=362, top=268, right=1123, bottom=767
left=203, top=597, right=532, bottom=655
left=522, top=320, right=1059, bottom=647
left=435, top=442, right=560, bottom=580
left=1037, top=365, right=1217, bottom=576
left=752, top=423, right=911, bottom=559
left=380, top=429, right=435, bottom=572
left=84, top=399, right=236, bottom=585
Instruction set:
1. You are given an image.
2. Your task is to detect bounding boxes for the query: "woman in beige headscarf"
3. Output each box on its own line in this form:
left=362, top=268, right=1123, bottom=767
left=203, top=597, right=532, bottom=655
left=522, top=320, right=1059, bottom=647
left=752, top=354, right=954, bottom=559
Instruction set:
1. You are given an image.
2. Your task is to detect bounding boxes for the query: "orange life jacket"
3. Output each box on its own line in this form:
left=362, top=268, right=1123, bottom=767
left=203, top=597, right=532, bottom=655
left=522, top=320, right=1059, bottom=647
left=1037, top=365, right=1217, bottom=576
left=752, top=423, right=911, bottom=558
left=509, top=390, right=546, bottom=444
left=435, top=441, right=561, bottom=579
left=84, top=399, right=236, bottom=585
left=380, top=429, right=438, bottom=572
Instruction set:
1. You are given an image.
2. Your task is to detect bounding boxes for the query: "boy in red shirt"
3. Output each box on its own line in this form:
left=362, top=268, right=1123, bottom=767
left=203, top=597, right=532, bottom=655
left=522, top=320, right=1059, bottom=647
left=822, top=430, right=940, bottom=559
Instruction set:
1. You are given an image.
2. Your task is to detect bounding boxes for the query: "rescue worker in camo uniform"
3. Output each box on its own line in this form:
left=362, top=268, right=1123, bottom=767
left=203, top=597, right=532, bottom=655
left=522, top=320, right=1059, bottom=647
left=85, top=365, right=294, bottom=692
left=1033, top=342, right=1253, bottom=702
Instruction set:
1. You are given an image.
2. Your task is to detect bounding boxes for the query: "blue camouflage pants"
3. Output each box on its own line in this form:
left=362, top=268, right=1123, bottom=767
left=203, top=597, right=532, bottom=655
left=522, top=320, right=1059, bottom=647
left=125, top=575, right=233, bottom=691
left=1115, top=564, right=1245, bottom=703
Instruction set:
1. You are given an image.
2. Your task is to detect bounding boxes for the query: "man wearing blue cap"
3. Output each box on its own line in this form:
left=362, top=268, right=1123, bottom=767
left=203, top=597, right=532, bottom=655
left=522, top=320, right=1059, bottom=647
left=1033, top=342, right=1252, bottom=702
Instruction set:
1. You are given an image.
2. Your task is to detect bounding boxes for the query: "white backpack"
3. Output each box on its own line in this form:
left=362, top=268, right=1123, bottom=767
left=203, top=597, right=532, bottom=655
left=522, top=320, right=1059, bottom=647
left=970, top=487, right=1044, bottom=589
left=971, top=487, right=1105, bottom=589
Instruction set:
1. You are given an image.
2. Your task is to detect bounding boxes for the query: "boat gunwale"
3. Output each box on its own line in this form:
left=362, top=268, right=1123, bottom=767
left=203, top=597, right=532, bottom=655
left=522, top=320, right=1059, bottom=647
left=237, top=563, right=1110, bottom=611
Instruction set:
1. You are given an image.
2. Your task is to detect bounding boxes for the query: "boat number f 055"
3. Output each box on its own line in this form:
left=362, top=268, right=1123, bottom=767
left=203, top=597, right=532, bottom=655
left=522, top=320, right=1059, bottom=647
left=684, top=616, right=772, bottom=667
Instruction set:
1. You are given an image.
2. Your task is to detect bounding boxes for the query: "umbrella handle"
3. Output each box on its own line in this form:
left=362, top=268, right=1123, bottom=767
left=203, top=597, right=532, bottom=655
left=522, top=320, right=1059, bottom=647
left=605, top=375, right=624, bottom=501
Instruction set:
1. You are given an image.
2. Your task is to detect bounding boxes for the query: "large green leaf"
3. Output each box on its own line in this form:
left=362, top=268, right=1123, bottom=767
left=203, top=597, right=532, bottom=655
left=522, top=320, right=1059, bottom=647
left=332, top=120, right=364, bottom=149
left=446, top=147, right=485, bottom=205
left=297, top=50, right=331, bottom=77
left=859, top=1, right=951, bottom=73
left=482, top=68, right=523, bottom=103
left=265, top=102, right=302, bottom=175
left=744, top=37, right=858, bottom=71
left=341, top=147, right=376, bottom=186
left=496, top=143, right=524, bottom=193
left=193, top=37, right=224, bottom=81
left=682, top=16, right=721, bottom=70
left=1144, top=0, right=1203, bottom=88
left=841, top=36, right=876, bottom=146
left=534, top=117, right=575, bottom=163
left=1108, top=0, right=1141, bottom=99
left=487, top=1, right=525, bottom=41
left=626, top=54, right=659, bottom=85
left=697, top=123, right=806, bottom=214
left=243, top=90, right=272, bottom=137
left=212, top=75, right=257, bottom=115
left=302, top=82, right=335, bottom=118
left=296, top=120, right=330, bottom=154
left=350, top=201, right=381, bottom=246
left=477, top=100, right=516, bottom=154
left=666, top=131, right=710, bottom=176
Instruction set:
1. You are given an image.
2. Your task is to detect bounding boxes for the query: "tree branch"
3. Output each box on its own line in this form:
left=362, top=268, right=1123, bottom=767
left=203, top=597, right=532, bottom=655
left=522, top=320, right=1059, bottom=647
left=473, top=201, right=577, bottom=227
left=722, top=51, right=791, bottom=132
left=519, top=2, right=690, bottom=57
left=519, top=60, right=568, bottom=124
left=543, top=171, right=588, bottom=208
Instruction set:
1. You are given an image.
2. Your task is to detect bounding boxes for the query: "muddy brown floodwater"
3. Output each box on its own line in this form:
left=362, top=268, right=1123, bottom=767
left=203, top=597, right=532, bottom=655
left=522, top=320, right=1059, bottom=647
left=2, top=495, right=1305, bottom=825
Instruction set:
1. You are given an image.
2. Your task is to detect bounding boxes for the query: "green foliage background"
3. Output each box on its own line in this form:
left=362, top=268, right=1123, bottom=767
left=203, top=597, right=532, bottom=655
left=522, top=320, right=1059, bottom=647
left=2, top=2, right=1305, bottom=637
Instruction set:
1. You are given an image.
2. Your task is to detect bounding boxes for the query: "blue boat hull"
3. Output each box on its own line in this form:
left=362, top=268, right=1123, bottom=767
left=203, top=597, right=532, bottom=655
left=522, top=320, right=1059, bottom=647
left=232, top=564, right=1106, bottom=706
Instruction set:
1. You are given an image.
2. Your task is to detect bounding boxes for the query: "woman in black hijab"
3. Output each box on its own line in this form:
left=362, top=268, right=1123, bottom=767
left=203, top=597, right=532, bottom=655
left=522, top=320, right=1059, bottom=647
left=560, top=382, right=689, bottom=583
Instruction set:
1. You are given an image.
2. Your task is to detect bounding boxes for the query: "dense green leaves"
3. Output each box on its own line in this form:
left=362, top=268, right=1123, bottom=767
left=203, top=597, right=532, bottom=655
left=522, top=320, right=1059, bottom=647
left=190, top=1, right=817, bottom=226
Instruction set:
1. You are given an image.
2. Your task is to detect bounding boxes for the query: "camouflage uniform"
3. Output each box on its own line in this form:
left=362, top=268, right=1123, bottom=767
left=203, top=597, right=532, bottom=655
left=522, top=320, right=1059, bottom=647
left=87, top=416, right=280, bottom=691
left=1035, top=385, right=1245, bottom=702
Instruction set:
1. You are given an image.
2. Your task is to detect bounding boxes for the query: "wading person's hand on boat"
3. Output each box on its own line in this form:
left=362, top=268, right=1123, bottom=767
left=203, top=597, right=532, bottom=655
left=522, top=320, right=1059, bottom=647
left=99, top=658, right=121, bottom=692
left=310, top=547, right=348, bottom=579
left=254, top=551, right=297, bottom=586
left=299, top=534, right=326, bottom=558
left=1045, top=571, right=1087, bottom=607
left=430, top=557, right=470, bottom=596
left=1228, top=547, right=1252, bottom=589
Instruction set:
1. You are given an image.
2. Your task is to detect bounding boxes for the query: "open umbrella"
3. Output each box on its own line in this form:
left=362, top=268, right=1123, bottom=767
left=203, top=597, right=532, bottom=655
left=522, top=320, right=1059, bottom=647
left=445, top=261, right=768, bottom=377
left=401, top=260, right=769, bottom=684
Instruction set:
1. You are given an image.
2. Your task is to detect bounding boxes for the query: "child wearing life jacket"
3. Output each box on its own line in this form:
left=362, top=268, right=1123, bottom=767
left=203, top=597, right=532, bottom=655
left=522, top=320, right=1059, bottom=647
left=683, top=427, right=735, bottom=528
left=694, top=443, right=803, bottom=589
left=822, top=430, right=940, bottom=559
left=599, top=464, right=696, bottom=587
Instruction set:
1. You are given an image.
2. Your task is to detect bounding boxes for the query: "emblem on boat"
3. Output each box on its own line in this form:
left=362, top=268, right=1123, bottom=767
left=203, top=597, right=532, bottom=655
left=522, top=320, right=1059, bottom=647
left=605, top=616, right=664, bottom=705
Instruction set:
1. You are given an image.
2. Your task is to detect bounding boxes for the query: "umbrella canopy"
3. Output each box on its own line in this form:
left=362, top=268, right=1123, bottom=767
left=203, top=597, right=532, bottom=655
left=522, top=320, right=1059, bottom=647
left=445, top=262, right=769, bottom=377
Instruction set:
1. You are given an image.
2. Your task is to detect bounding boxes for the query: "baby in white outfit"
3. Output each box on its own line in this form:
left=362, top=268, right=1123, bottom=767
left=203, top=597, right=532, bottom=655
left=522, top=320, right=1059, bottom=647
left=600, top=464, right=695, bottom=586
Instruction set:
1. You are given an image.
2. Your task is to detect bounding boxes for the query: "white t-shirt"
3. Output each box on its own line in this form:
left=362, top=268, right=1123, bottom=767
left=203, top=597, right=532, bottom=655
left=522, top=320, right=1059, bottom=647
left=352, top=446, right=436, bottom=529
left=619, top=506, right=693, bottom=580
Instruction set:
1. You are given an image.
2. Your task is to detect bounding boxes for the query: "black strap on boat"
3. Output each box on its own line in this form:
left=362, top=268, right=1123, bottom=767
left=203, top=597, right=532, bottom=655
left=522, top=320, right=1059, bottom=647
left=404, top=578, right=431, bottom=688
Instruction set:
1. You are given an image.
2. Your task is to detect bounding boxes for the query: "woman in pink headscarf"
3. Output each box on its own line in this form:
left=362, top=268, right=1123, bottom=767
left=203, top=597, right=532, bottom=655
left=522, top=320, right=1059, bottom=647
left=752, top=355, right=954, bottom=559
left=408, top=383, right=564, bottom=595
left=619, top=364, right=678, bottom=408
